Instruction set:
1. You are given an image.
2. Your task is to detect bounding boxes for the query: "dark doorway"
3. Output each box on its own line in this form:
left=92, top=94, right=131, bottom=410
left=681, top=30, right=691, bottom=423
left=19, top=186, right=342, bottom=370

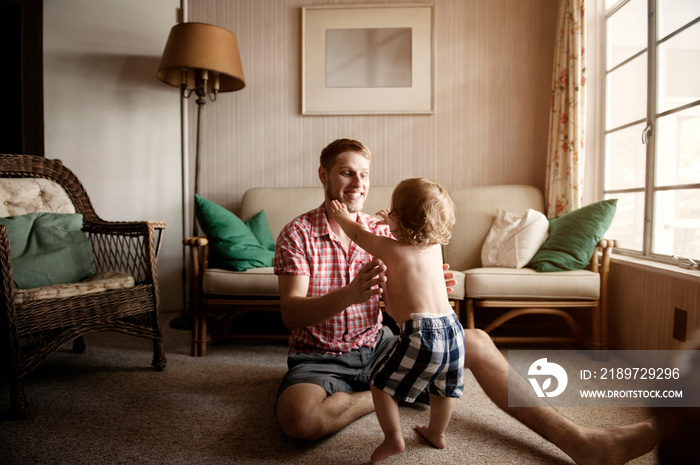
left=0, top=0, right=44, bottom=156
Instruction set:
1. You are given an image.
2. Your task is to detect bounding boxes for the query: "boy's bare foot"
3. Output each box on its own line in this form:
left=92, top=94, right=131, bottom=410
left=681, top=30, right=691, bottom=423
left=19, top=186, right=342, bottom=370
left=567, top=420, right=658, bottom=465
left=371, top=432, right=405, bottom=462
left=415, top=424, right=447, bottom=449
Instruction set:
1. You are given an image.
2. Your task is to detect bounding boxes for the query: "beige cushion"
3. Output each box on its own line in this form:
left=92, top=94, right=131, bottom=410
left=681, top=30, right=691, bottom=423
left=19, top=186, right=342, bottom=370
left=239, top=186, right=396, bottom=239
left=13, top=271, right=135, bottom=304
left=203, top=267, right=279, bottom=296
left=465, top=267, right=600, bottom=300
left=0, top=178, right=75, bottom=217
left=445, top=185, right=544, bottom=272
left=203, top=266, right=465, bottom=303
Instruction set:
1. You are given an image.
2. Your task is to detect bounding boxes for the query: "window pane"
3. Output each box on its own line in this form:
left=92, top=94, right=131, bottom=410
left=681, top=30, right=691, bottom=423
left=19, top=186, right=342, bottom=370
left=605, top=123, right=647, bottom=190
left=606, top=0, right=647, bottom=70
left=606, top=55, right=647, bottom=129
left=652, top=189, right=700, bottom=259
left=657, top=22, right=700, bottom=113
left=606, top=192, right=644, bottom=251
left=658, top=0, right=700, bottom=39
left=656, top=110, right=700, bottom=186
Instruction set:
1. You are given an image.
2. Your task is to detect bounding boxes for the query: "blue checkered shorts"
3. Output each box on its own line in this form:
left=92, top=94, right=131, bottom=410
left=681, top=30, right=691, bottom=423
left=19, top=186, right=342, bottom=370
left=370, top=312, right=465, bottom=402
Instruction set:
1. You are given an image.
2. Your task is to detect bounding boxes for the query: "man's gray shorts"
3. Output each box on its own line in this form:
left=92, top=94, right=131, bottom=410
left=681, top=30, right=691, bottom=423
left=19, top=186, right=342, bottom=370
left=276, top=326, right=396, bottom=400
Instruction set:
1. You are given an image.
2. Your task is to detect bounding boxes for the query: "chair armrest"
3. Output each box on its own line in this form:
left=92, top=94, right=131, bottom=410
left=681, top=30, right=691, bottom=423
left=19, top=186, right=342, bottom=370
left=589, top=238, right=616, bottom=274
left=0, top=225, right=16, bottom=311
left=183, top=236, right=210, bottom=309
left=83, top=219, right=166, bottom=283
left=183, top=236, right=209, bottom=248
left=592, top=238, right=616, bottom=347
left=183, top=236, right=210, bottom=274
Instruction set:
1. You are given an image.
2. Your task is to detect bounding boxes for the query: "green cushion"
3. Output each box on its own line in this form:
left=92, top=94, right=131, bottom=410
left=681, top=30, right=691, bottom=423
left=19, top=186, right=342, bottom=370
left=0, top=213, right=97, bottom=289
left=245, top=210, right=276, bottom=252
left=194, top=194, right=275, bottom=271
left=527, top=199, right=617, bottom=272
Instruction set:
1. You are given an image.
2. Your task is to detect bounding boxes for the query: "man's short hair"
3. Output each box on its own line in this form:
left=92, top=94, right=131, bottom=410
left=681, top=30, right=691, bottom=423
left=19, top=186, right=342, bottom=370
left=320, top=139, right=372, bottom=170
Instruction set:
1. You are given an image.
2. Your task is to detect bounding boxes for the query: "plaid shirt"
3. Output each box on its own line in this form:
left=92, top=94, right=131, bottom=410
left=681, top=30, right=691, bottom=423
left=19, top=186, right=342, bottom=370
left=274, top=204, right=392, bottom=355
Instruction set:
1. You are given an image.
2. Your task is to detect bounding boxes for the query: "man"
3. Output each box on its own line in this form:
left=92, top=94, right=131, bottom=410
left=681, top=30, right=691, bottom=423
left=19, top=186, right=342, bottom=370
left=273, top=139, right=657, bottom=464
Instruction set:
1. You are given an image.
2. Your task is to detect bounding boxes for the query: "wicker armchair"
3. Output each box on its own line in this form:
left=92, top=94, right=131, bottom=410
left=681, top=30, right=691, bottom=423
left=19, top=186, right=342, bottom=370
left=0, top=154, right=166, bottom=419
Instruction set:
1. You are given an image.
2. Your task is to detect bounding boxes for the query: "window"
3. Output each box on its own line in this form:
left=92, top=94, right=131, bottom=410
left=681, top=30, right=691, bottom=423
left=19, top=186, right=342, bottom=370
left=603, top=0, right=700, bottom=267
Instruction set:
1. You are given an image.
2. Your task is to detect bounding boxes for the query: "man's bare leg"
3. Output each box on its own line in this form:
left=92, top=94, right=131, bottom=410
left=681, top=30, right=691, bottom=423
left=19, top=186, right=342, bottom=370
left=464, top=329, right=658, bottom=465
left=276, top=383, right=374, bottom=440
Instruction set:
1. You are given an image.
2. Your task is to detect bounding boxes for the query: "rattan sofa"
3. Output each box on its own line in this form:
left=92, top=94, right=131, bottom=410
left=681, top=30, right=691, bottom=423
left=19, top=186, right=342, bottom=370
left=0, top=154, right=166, bottom=418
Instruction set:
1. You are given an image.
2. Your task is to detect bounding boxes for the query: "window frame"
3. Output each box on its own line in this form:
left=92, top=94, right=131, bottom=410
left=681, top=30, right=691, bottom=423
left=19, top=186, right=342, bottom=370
left=601, top=0, right=700, bottom=270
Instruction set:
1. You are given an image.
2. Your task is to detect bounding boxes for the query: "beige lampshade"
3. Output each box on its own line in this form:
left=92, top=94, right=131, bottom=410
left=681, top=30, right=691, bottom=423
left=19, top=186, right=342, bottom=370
left=157, top=22, right=245, bottom=93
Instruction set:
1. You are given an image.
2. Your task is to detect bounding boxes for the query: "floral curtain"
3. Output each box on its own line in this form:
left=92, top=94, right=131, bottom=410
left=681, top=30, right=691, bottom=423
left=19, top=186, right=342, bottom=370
left=545, top=0, right=587, bottom=218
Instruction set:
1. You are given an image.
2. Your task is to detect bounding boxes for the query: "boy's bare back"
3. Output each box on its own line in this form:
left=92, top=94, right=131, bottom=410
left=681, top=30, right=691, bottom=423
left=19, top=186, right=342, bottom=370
left=330, top=201, right=453, bottom=324
left=373, top=239, right=453, bottom=324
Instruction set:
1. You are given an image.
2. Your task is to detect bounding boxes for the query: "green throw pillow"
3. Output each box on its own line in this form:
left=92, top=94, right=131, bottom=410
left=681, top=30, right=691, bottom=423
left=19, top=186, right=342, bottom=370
left=245, top=210, right=276, bottom=252
left=194, top=195, right=275, bottom=271
left=0, top=213, right=97, bottom=289
left=527, top=199, right=617, bottom=272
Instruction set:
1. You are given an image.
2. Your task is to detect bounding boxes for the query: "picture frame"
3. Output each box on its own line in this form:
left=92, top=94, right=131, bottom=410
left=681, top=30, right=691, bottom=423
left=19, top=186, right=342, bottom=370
left=302, top=4, right=435, bottom=115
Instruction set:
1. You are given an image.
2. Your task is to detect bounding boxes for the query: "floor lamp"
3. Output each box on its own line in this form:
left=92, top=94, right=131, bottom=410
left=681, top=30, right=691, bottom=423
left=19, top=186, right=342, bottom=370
left=156, top=22, right=245, bottom=326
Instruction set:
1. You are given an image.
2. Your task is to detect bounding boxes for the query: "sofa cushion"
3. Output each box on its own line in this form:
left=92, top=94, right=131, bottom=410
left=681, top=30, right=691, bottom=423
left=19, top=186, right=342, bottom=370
left=204, top=266, right=466, bottom=302
left=195, top=194, right=275, bottom=271
left=481, top=208, right=549, bottom=268
left=203, top=267, right=279, bottom=296
left=239, top=186, right=397, bottom=240
left=528, top=199, right=617, bottom=272
left=465, top=267, right=600, bottom=300
left=0, top=212, right=97, bottom=289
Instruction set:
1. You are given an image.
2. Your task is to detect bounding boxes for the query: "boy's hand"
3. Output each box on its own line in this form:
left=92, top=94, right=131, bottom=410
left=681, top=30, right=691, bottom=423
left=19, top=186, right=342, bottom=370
left=330, top=200, right=351, bottom=220
left=376, top=209, right=391, bottom=225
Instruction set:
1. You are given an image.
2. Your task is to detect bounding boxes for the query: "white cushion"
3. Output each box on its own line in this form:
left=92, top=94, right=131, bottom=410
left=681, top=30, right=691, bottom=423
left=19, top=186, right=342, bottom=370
left=481, top=208, right=549, bottom=268
left=465, top=267, right=600, bottom=300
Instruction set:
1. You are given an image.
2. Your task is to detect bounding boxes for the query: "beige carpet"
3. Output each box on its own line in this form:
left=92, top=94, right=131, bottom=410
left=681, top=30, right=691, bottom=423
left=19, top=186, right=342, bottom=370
left=0, top=311, right=659, bottom=464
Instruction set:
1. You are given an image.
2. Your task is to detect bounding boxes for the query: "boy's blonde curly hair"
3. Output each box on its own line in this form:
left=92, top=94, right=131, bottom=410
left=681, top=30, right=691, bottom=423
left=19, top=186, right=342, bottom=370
left=390, top=177, right=455, bottom=249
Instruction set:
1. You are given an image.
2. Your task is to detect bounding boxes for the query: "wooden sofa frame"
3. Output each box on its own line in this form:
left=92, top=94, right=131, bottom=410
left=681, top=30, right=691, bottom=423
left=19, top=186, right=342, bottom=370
left=183, top=236, right=285, bottom=357
left=464, top=239, right=616, bottom=351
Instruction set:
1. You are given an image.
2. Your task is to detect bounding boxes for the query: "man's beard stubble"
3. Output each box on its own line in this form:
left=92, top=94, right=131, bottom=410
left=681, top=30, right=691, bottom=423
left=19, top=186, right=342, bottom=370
left=326, top=186, right=363, bottom=214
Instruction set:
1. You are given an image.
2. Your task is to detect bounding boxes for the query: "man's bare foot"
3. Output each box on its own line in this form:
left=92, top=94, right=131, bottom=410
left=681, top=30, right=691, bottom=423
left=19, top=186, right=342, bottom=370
left=371, top=432, right=405, bottom=462
left=568, top=420, right=658, bottom=465
left=415, top=424, right=447, bottom=449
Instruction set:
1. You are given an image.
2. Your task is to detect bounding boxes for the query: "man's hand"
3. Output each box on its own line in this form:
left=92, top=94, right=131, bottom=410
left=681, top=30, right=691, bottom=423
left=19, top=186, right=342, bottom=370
left=344, top=258, right=387, bottom=306
left=279, top=259, right=386, bottom=329
left=443, top=263, right=456, bottom=294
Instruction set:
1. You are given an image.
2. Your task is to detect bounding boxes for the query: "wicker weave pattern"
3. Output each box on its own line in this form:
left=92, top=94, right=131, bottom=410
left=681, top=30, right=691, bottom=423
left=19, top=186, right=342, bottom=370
left=0, top=154, right=167, bottom=419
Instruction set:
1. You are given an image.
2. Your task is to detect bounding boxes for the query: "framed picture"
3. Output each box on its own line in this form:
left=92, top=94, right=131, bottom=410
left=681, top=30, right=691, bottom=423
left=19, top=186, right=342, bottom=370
left=302, top=4, right=434, bottom=115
